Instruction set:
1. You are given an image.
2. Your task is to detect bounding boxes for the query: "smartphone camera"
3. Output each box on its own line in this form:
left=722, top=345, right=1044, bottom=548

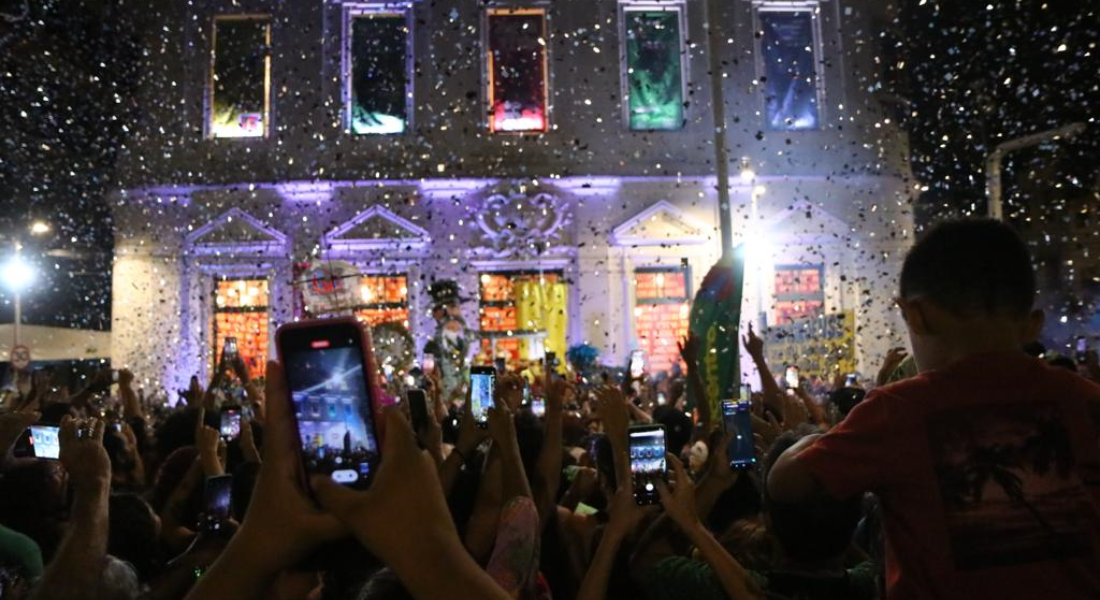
left=784, top=366, right=800, bottom=389
left=470, top=366, right=496, bottom=429
left=220, top=407, right=242, bottom=441
left=721, top=400, right=756, bottom=470
left=201, top=475, right=233, bottom=533
left=531, top=398, right=546, bottom=417
left=629, top=425, right=666, bottom=506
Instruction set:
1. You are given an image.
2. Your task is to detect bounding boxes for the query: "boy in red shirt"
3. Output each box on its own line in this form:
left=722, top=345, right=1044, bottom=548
left=769, top=219, right=1100, bottom=599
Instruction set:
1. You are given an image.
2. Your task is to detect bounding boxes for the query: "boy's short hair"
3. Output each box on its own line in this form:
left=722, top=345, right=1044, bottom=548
left=900, top=219, right=1035, bottom=317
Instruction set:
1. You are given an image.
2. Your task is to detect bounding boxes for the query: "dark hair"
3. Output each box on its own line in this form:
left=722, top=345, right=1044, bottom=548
left=900, top=219, right=1035, bottom=317
left=108, top=494, right=161, bottom=581
left=762, top=427, right=862, bottom=563
left=0, top=461, right=69, bottom=561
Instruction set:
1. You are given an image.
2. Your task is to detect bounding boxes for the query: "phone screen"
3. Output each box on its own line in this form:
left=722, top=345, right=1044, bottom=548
left=279, top=320, right=380, bottom=490
left=202, top=475, right=233, bottom=532
left=629, top=350, right=645, bottom=379
left=785, top=366, right=800, bottom=389
left=531, top=398, right=546, bottom=417
left=422, top=353, right=436, bottom=374
left=739, top=384, right=752, bottom=403
left=29, top=425, right=61, bottom=460
left=220, top=407, right=241, bottom=440
left=722, top=400, right=756, bottom=469
left=223, top=337, right=238, bottom=358
left=629, top=425, right=666, bottom=505
left=408, top=389, right=429, bottom=433
left=470, top=367, right=496, bottom=428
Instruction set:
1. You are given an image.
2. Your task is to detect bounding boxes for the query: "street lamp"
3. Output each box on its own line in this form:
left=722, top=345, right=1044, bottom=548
left=1, top=253, right=35, bottom=347
left=986, top=123, right=1086, bottom=220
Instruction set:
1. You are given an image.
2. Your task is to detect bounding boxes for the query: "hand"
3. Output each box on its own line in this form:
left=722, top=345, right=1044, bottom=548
left=678, top=333, right=700, bottom=369
left=313, top=409, right=461, bottom=574
left=225, top=362, right=347, bottom=573
left=496, top=374, right=524, bottom=412
left=741, top=323, right=765, bottom=360
left=656, top=454, right=699, bottom=532
left=486, top=405, right=517, bottom=452
left=751, top=412, right=781, bottom=449
left=417, top=405, right=444, bottom=465
left=195, top=409, right=224, bottom=477
left=876, top=347, right=908, bottom=387
left=567, top=466, right=600, bottom=504
left=544, top=374, right=570, bottom=414
left=703, top=431, right=739, bottom=490
left=456, top=393, right=489, bottom=455
left=596, top=386, right=629, bottom=443
left=118, top=368, right=135, bottom=389
left=180, top=375, right=204, bottom=407
left=240, top=417, right=261, bottom=464
left=606, top=471, right=652, bottom=537
left=781, top=392, right=810, bottom=429
left=58, top=415, right=111, bottom=492
left=120, top=421, right=139, bottom=454
left=0, top=410, right=40, bottom=457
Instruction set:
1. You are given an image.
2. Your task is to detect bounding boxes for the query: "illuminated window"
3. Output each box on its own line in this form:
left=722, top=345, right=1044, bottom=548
left=756, top=8, right=820, bottom=130
left=622, top=4, right=685, bottom=131
left=353, top=274, right=410, bottom=327
left=634, top=267, right=690, bottom=374
left=345, top=6, right=411, bottom=135
left=479, top=271, right=567, bottom=364
left=486, top=8, right=549, bottom=133
left=212, top=278, right=270, bottom=378
left=773, top=265, right=824, bottom=324
left=209, top=16, right=271, bottom=138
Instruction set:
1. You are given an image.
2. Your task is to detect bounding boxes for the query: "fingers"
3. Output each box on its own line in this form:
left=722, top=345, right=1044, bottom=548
left=262, top=361, right=295, bottom=461
left=90, top=418, right=105, bottom=443
left=311, top=474, right=361, bottom=519
left=195, top=408, right=206, bottom=439
left=666, top=453, right=686, bottom=484
left=59, top=414, right=78, bottom=447
left=655, top=478, right=672, bottom=505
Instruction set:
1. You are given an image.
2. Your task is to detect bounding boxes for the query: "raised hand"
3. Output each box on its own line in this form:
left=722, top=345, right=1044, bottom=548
left=239, top=416, right=261, bottom=464
left=195, top=408, right=224, bottom=477
left=58, top=415, right=110, bottom=492
left=456, top=390, right=489, bottom=456
left=486, top=405, right=518, bottom=452
left=656, top=454, right=699, bottom=531
left=0, top=409, right=39, bottom=458
left=544, top=373, right=571, bottom=414
left=496, top=373, right=525, bottom=412
left=741, top=323, right=765, bottom=360
left=876, top=347, right=908, bottom=387
left=678, top=333, right=700, bottom=369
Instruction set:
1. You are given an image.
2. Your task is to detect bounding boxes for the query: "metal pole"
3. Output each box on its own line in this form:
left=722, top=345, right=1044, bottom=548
left=703, top=0, right=733, bottom=257
left=13, top=291, right=19, bottom=347
left=986, top=123, right=1086, bottom=220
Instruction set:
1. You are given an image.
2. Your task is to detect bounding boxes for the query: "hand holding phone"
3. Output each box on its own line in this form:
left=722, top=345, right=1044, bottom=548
left=407, top=389, right=429, bottom=434
left=220, top=406, right=242, bottom=441
left=721, top=400, right=756, bottom=469
left=202, top=474, right=234, bottom=532
left=28, top=424, right=61, bottom=460
left=784, top=366, right=800, bottom=389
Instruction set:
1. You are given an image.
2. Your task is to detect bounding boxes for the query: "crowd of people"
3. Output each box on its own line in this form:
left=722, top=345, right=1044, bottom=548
left=1, top=218, right=1098, bottom=600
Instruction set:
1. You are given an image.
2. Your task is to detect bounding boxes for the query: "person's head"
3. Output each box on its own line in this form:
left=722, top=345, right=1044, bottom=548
left=762, top=427, right=862, bottom=566
left=897, top=219, right=1043, bottom=371
left=108, top=494, right=161, bottom=582
left=0, top=460, right=69, bottom=561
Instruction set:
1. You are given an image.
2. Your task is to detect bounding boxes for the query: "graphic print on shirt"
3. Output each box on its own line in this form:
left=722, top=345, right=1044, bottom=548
left=927, top=402, right=1094, bottom=570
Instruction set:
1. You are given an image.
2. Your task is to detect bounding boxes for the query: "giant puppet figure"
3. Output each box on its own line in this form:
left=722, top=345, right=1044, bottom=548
left=423, top=281, right=472, bottom=404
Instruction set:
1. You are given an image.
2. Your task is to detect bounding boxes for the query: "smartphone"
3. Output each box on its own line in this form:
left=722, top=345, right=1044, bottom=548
left=845, top=373, right=858, bottom=388
left=628, top=424, right=667, bottom=506
left=785, top=366, right=800, bottom=389
left=721, top=400, right=756, bottom=469
left=276, top=317, right=382, bottom=490
left=201, top=474, right=234, bottom=533
left=470, top=366, right=496, bottom=429
left=408, top=389, right=429, bottom=433
left=629, top=350, right=646, bottom=380
left=656, top=392, right=667, bottom=406
left=422, top=353, right=436, bottom=374
left=223, top=336, right=239, bottom=360
left=739, top=384, right=752, bottom=403
left=220, top=406, right=242, bottom=441
left=531, top=398, right=546, bottom=417
left=1076, top=337, right=1088, bottom=364
left=28, top=425, right=61, bottom=460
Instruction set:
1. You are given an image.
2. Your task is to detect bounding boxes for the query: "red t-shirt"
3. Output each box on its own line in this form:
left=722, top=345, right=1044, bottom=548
left=800, top=352, right=1100, bottom=599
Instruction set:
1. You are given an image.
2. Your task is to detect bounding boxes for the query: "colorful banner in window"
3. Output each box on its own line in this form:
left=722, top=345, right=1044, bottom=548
left=634, top=269, right=690, bottom=374
left=210, top=18, right=270, bottom=138
left=486, top=9, right=549, bottom=133
left=624, top=9, right=684, bottom=131
left=763, top=311, right=856, bottom=380
left=759, top=10, right=819, bottom=130
left=479, top=272, right=566, bottom=364
left=212, top=278, right=270, bottom=378
left=349, top=12, right=409, bottom=135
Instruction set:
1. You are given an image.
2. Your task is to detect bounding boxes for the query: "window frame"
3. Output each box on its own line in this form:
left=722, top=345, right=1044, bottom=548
left=206, top=14, right=273, bottom=140
left=771, top=263, right=825, bottom=324
left=342, top=2, right=416, bottom=136
left=210, top=276, right=272, bottom=375
left=349, top=272, right=412, bottom=327
left=751, top=1, right=826, bottom=131
left=618, top=1, right=689, bottom=131
left=481, top=5, right=552, bottom=135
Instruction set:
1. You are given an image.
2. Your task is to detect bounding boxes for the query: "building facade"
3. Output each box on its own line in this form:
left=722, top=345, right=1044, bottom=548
left=110, top=0, right=915, bottom=393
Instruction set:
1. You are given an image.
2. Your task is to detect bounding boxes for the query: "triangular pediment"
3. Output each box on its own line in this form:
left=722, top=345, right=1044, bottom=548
left=612, top=200, right=710, bottom=246
left=324, top=206, right=430, bottom=249
left=185, top=208, right=288, bottom=253
left=764, top=200, right=851, bottom=243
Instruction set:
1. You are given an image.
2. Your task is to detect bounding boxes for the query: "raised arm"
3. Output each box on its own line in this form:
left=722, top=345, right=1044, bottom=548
left=534, top=374, right=567, bottom=526
left=742, top=323, right=784, bottom=418
left=679, top=333, right=711, bottom=430
left=33, top=416, right=112, bottom=600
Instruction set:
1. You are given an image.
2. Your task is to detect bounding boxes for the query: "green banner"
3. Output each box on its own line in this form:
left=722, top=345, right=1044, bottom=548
left=688, top=246, right=746, bottom=418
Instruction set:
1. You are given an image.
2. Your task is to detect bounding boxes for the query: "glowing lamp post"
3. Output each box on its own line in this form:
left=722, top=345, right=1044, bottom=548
left=2, top=253, right=35, bottom=346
